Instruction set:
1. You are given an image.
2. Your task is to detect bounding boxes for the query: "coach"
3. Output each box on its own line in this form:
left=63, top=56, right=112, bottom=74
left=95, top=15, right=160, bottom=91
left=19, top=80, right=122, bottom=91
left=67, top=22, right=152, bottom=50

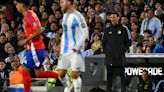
left=102, top=12, right=131, bottom=92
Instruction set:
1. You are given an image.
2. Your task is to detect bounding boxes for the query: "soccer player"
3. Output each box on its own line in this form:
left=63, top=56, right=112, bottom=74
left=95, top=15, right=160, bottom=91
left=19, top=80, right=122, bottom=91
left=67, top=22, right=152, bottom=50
left=15, top=0, right=58, bottom=92
left=58, top=0, right=89, bottom=92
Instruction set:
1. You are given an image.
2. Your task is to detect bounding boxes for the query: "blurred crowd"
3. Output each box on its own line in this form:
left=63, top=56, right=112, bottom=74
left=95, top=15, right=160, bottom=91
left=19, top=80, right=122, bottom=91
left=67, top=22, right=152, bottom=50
left=0, top=0, right=164, bottom=89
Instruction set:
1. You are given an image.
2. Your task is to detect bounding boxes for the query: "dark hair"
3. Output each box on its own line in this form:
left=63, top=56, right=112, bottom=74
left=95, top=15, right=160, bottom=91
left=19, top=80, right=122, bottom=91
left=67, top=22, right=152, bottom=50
left=51, top=22, right=58, bottom=26
left=95, top=3, right=102, bottom=6
left=142, top=69, right=148, bottom=75
left=51, top=1, right=60, bottom=10
left=124, top=4, right=130, bottom=8
left=145, top=46, right=152, bottom=51
left=49, top=13, right=55, bottom=17
left=121, top=15, right=128, bottom=18
left=67, top=0, right=74, bottom=3
left=51, top=1, right=58, bottom=6
left=55, top=9, right=62, bottom=14
left=144, top=30, right=152, bottom=35
left=0, top=58, right=6, bottom=64
left=16, top=0, right=30, bottom=6
left=110, top=11, right=119, bottom=17
left=0, top=33, right=6, bottom=37
left=144, top=3, right=150, bottom=8
left=136, top=43, right=143, bottom=47
left=0, top=11, right=4, bottom=15
left=147, top=9, right=153, bottom=13
left=30, top=3, right=37, bottom=8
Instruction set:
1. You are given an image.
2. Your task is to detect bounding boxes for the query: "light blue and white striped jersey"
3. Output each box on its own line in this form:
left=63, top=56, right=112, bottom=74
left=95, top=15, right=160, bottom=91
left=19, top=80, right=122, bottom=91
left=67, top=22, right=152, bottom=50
left=61, top=10, right=89, bottom=54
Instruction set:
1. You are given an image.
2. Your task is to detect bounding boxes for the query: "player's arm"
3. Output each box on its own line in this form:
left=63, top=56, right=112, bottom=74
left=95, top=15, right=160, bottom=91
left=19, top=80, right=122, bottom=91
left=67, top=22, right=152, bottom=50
left=73, top=14, right=89, bottom=51
left=18, top=13, right=42, bottom=46
left=18, top=25, right=42, bottom=46
left=25, top=27, right=42, bottom=42
left=26, top=12, right=42, bottom=42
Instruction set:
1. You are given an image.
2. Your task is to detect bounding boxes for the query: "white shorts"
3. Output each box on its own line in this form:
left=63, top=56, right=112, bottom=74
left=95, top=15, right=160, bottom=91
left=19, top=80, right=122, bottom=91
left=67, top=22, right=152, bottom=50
left=57, top=51, right=85, bottom=72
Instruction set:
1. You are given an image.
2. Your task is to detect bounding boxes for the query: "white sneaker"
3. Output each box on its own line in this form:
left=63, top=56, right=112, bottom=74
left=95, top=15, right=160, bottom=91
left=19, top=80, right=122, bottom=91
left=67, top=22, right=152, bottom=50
left=64, top=85, right=73, bottom=92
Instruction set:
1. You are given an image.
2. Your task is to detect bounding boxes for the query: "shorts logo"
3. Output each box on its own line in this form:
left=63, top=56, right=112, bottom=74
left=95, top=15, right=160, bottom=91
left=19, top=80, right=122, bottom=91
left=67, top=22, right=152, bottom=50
left=81, top=23, right=86, bottom=28
left=33, top=22, right=37, bottom=27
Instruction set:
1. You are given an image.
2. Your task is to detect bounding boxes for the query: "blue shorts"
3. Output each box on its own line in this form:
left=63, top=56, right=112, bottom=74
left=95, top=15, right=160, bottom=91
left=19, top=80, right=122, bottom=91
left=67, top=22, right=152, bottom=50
left=23, top=49, right=45, bottom=68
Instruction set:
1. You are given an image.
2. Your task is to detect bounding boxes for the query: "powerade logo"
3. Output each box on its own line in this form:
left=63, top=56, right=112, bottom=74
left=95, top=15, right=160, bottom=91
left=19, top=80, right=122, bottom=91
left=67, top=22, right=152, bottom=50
left=125, top=67, right=164, bottom=76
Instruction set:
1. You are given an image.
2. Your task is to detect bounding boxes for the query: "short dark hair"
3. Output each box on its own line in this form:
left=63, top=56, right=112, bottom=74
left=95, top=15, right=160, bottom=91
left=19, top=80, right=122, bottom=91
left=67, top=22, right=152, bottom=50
left=0, top=11, right=4, bottom=15
left=30, top=3, right=37, bottom=8
left=142, top=69, right=148, bottom=75
left=147, top=9, right=153, bottom=13
left=0, top=33, right=6, bottom=37
left=51, top=1, right=58, bottom=5
left=144, top=30, right=152, bottom=34
left=0, top=58, right=6, bottom=64
left=67, top=0, right=74, bottom=3
left=110, top=11, right=119, bottom=16
left=95, top=3, right=102, bottom=6
left=55, top=9, right=62, bottom=14
left=136, top=43, right=143, bottom=47
left=16, top=0, right=30, bottom=6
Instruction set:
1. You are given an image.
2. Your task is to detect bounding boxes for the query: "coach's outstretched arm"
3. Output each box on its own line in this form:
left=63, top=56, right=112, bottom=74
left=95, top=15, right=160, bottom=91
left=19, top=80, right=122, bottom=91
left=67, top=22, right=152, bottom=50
left=73, top=14, right=89, bottom=51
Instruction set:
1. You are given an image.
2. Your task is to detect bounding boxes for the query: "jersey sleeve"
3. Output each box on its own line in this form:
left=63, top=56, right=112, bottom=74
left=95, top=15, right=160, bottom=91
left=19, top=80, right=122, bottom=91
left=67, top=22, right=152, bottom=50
left=74, top=12, right=89, bottom=50
left=26, top=12, right=41, bottom=32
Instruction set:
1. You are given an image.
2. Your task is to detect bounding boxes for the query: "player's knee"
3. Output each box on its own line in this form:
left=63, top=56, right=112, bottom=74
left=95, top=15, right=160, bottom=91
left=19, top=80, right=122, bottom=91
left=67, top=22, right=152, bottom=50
left=58, top=70, right=67, bottom=78
left=20, top=65, right=30, bottom=73
left=71, top=72, right=80, bottom=79
left=59, top=73, right=66, bottom=78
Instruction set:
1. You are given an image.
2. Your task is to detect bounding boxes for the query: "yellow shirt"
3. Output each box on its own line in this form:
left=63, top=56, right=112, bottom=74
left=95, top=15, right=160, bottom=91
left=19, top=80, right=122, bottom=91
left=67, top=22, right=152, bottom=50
left=91, top=40, right=102, bottom=52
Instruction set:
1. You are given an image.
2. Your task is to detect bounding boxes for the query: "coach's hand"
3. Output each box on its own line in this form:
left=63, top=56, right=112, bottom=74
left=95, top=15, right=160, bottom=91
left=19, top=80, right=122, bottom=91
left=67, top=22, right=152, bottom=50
left=18, top=39, right=28, bottom=46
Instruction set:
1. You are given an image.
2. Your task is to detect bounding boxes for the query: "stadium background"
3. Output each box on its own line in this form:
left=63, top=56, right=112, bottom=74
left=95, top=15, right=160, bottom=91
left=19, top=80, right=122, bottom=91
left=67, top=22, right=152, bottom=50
left=0, top=0, right=164, bottom=92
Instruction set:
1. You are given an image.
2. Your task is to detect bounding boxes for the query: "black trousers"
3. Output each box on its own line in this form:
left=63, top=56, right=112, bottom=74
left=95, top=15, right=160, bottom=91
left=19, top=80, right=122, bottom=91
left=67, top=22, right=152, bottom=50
left=106, top=65, right=126, bottom=92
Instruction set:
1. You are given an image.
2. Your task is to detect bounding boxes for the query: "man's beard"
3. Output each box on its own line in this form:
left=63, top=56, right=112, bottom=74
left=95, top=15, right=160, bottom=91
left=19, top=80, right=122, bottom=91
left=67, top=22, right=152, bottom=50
left=62, top=7, right=68, bottom=13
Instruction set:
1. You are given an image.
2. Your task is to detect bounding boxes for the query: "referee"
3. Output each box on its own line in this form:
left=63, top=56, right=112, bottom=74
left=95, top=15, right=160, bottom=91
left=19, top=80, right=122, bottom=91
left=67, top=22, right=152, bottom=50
left=102, top=12, right=131, bottom=92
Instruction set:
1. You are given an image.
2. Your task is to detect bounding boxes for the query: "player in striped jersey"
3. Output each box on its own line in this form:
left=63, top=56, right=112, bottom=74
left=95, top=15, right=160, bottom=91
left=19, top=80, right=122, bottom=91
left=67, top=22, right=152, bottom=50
left=58, top=0, right=89, bottom=92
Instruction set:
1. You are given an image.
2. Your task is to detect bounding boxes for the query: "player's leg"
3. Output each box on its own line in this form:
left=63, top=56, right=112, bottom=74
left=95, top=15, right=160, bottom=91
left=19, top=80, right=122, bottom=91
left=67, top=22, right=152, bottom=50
left=58, top=69, right=74, bottom=92
left=57, top=54, right=72, bottom=92
left=18, top=49, right=42, bottom=92
left=34, top=67, right=58, bottom=78
left=18, top=49, right=34, bottom=92
left=18, top=65, right=31, bottom=92
left=70, top=52, right=85, bottom=92
left=71, top=71, right=82, bottom=92
left=31, top=49, right=58, bottom=78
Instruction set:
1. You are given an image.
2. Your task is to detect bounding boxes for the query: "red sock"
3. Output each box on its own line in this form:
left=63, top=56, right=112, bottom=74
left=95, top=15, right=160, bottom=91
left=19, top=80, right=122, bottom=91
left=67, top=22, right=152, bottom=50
left=36, top=70, right=58, bottom=78
left=21, top=69, right=31, bottom=92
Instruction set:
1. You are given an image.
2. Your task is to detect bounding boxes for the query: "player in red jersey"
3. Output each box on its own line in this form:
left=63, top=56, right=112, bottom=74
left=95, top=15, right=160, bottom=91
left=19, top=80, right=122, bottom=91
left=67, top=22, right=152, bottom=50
left=15, top=0, right=58, bottom=92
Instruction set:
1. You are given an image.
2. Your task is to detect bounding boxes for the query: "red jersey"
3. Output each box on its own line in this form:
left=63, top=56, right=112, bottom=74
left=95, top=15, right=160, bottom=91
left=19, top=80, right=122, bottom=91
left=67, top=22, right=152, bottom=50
left=23, top=10, right=45, bottom=50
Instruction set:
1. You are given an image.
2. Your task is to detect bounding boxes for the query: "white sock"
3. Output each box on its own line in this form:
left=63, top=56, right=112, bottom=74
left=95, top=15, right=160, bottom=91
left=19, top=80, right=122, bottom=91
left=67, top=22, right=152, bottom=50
left=73, top=77, right=82, bottom=92
left=59, top=74, right=71, bottom=87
